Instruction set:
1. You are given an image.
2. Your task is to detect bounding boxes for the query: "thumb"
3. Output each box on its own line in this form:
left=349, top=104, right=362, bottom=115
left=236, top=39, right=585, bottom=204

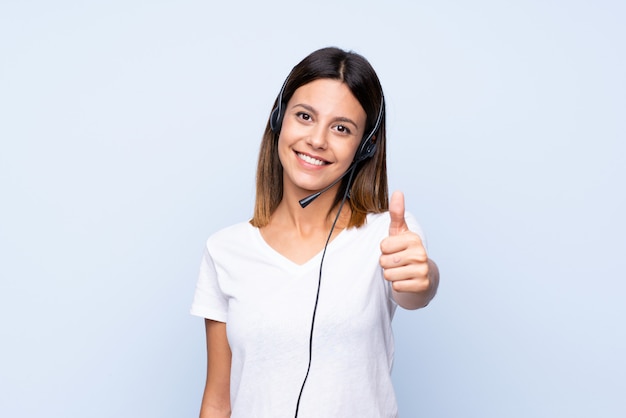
left=388, top=191, right=408, bottom=236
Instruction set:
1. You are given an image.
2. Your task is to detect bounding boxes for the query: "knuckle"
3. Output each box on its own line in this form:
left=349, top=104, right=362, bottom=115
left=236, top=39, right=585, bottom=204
left=416, top=278, right=430, bottom=292
left=409, top=248, right=428, bottom=263
left=416, top=263, right=429, bottom=278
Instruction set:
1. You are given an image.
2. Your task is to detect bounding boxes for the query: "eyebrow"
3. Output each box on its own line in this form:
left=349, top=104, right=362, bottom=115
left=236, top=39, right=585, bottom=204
left=292, top=103, right=359, bottom=129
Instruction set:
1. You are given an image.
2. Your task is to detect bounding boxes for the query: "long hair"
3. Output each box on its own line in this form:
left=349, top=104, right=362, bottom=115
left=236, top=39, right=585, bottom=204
left=250, top=47, right=388, bottom=228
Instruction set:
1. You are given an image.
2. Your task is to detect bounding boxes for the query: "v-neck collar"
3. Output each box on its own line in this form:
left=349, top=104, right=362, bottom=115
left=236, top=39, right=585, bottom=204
left=249, top=223, right=353, bottom=274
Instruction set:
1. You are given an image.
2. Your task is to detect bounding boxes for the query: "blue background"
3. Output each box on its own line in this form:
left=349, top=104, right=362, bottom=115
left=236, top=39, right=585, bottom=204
left=1, top=1, right=624, bottom=417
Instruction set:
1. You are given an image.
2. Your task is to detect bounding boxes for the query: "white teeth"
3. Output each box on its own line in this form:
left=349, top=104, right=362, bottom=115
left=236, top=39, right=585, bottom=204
left=297, top=152, right=326, bottom=166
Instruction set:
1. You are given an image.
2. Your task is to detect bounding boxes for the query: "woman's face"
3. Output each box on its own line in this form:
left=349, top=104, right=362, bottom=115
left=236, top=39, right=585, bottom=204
left=277, top=78, right=367, bottom=199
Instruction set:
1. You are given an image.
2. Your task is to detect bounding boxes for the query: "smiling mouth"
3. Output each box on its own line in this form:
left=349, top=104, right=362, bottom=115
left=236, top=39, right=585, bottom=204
left=296, top=152, right=328, bottom=166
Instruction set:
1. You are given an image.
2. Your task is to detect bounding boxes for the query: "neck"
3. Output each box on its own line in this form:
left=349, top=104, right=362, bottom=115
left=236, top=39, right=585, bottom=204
left=274, top=184, right=350, bottom=231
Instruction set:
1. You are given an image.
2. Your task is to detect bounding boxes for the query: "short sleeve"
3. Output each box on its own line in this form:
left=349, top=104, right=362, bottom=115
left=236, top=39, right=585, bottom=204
left=190, top=245, right=228, bottom=322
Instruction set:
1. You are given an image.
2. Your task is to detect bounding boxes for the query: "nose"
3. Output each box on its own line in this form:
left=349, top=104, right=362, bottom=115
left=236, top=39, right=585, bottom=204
left=306, top=125, right=328, bottom=150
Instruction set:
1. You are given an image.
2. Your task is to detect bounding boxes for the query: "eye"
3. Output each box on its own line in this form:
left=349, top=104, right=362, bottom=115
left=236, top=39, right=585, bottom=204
left=335, top=124, right=352, bottom=135
left=296, top=112, right=312, bottom=121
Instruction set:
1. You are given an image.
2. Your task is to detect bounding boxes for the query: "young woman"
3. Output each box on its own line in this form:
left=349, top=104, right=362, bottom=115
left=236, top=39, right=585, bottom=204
left=191, top=47, right=439, bottom=418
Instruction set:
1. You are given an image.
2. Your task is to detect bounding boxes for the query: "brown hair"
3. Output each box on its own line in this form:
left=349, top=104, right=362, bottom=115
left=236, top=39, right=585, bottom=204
left=250, top=47, right=388, bottom=228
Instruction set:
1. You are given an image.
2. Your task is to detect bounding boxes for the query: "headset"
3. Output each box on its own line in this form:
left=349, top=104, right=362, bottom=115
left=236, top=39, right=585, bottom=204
left=269, top=72, right=385, bottom=166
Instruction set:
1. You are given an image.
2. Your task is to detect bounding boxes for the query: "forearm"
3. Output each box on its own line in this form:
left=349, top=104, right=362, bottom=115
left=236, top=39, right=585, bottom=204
left=200, top=319, right=232, bottom=418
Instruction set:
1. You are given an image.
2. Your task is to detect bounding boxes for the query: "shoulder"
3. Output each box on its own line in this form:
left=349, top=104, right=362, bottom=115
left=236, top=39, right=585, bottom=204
left=205, top=220, right=256, bottom=252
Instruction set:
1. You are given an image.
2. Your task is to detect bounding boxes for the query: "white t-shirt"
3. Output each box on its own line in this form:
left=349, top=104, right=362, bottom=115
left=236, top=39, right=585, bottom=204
left=191, top=212, right=424, bottom=418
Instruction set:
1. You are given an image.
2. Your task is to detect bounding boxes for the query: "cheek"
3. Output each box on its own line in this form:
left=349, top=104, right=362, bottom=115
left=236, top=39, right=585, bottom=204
left=276, top=135, right=292, bottom=167
left=342, top=140, right=361, bottom=162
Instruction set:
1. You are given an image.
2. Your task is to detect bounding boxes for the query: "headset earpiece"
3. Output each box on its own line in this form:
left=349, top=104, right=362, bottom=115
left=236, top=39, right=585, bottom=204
left=354, top=96, right=385, bottom=163
left=270, top=71, right=292, bottom=134
left=270, top=105, right=283, bottom=133
left=355, top=138, right=378, bottom=163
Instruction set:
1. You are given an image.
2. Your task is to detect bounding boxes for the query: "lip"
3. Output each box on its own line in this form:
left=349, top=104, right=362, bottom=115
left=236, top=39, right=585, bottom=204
left=295, top=151, right=330, bottom=167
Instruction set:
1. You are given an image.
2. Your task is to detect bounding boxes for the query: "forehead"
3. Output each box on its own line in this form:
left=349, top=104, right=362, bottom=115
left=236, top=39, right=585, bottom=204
left=289, top=79, right=366, bottom=120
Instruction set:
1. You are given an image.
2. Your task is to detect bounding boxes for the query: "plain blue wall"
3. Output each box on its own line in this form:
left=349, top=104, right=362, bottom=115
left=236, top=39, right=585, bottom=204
left=1, top=1, right=624, bottom=417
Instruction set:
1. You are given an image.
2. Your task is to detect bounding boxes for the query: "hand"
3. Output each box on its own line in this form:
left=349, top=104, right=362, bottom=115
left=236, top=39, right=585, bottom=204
left=379, top=191, right=431, bottom=296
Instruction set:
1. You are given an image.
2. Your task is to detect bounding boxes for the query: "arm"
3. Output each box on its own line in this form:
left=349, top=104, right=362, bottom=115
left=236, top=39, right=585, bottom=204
left=199, top=319, right=231, bottom=418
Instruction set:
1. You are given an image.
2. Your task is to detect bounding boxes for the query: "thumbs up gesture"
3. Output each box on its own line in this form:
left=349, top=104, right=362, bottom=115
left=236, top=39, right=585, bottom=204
left=380, top=191, right=439, bottom=309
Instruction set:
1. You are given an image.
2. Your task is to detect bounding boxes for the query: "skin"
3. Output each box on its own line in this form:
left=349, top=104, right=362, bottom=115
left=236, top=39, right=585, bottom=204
left=198, top=78, right=439, bottom=417
left=199, top=320, right=231, bottom=418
